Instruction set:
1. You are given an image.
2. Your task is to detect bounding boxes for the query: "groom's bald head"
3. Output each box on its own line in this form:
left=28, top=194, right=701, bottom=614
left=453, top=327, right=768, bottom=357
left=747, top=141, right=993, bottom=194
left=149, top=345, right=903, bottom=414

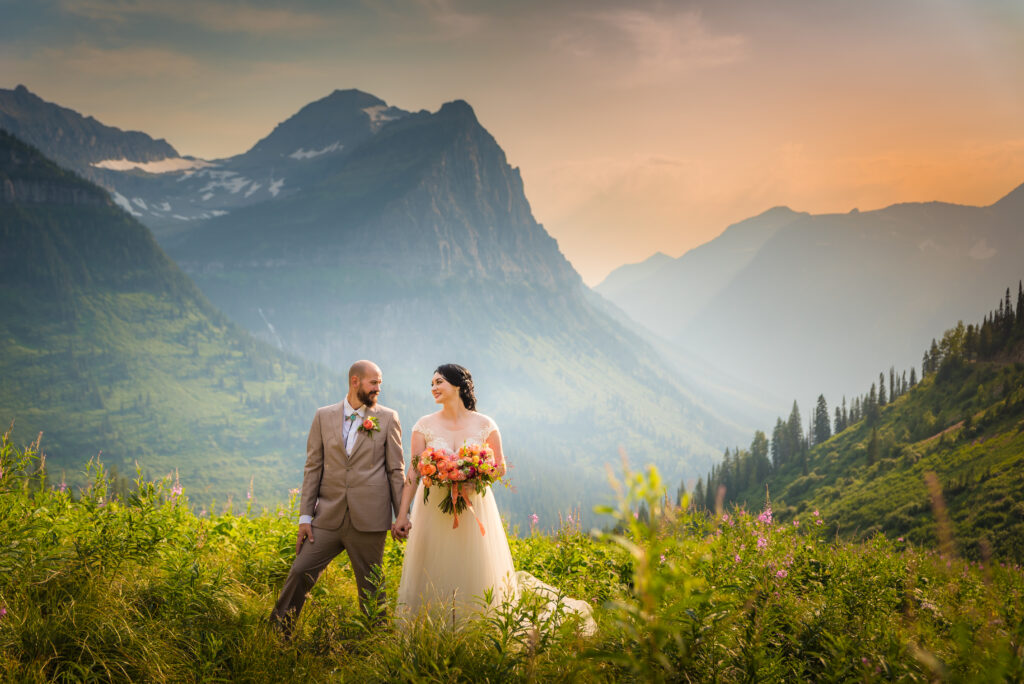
left=348, top=360, right=382, bottom=408
left=349, top=360, right=380, bottom=381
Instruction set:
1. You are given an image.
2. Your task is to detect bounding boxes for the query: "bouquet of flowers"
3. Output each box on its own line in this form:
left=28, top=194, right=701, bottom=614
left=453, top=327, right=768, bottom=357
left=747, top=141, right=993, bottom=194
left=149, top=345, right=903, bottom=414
left=414, top=442, right=501, bottom=533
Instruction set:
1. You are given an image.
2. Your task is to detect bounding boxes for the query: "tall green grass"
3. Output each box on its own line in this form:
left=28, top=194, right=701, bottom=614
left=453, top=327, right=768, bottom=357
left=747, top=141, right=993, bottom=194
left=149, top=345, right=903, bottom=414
left=1, top=429, right=1022, bottom=682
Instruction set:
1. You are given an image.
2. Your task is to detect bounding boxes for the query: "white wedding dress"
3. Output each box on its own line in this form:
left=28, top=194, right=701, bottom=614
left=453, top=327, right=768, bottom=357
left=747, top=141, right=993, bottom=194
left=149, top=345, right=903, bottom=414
left=396, top=413, right=596, bottom=635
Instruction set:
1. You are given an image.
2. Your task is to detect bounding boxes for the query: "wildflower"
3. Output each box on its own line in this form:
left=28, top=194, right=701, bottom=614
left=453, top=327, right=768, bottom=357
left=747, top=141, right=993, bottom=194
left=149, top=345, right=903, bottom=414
left=0, top=606, right=6, bottom=619
left=171, top=484, right=183, bottom=497
left=897, top=537, right=904, bottom=542
left=57, top=481, right=68, bottom=493
left=289, top=488, right=300, bottom=496
left=815, top=518, right=823, bottom=526
left=812, top=509, right=820, bottom=517
left=633, top=511, right=639, bottom=520
left=722, top=513, right=730, bottom=523
left=776, top=569, right=787, bottom=578
left=247, top=491, right=252, bottom=500
left=566, top=514, right=574, bottom=525
left=529, top=513, right=539, bottom=526
left=792, top=519, right=800, bottom=527
left=757, top=536, right=768, bottom=551
left=97, top=497, right=106, bottom=508
left=757, top=506, right=773, bottom=525
left=734, top=554, right=741, bottom=563
left=200, top=509, right=207, bottom=517
left=659, top=554, right=666, bottom=565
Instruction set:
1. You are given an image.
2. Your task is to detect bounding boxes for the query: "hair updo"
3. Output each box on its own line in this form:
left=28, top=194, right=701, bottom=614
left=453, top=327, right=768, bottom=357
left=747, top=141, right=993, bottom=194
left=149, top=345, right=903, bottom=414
left=435, top=363, right=477, bottom=411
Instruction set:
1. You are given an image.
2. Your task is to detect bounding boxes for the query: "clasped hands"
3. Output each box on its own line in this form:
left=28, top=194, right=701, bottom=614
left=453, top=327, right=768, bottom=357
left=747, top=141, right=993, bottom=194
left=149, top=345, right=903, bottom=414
left=391, top=516, right=412, bottom=541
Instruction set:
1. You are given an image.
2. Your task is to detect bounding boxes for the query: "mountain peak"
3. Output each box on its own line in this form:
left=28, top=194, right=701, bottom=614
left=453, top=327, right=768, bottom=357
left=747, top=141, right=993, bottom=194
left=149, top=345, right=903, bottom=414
left=992, top=181, right=1024, bottom=213
left=242, top=88, right=409, bottom=161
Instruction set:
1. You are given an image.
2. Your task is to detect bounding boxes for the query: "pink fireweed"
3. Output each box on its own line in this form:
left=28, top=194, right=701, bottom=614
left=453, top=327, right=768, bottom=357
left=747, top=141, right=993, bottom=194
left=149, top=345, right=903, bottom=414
left=776, top=569, right=788, bottom=578
left=530, top=513, right=539, bottom=526
left=757, top=536, right=768, bottom=551
left=757, top=506, right=773, bottom=525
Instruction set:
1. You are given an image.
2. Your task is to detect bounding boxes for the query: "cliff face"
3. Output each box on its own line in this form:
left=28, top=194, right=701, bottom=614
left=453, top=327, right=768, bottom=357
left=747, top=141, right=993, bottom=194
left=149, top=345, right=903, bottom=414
left=0, top=130, right=109, bottom=206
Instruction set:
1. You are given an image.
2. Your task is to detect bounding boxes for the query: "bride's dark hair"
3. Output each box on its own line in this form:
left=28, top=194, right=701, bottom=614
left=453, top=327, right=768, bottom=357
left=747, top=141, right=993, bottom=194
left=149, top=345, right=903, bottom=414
left=435, top=363, right=477, bottom=411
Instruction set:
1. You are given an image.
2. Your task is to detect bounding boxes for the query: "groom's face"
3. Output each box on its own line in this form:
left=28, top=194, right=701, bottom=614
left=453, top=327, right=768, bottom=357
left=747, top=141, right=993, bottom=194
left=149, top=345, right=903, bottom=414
left=354, top=370, right=382, bottom=408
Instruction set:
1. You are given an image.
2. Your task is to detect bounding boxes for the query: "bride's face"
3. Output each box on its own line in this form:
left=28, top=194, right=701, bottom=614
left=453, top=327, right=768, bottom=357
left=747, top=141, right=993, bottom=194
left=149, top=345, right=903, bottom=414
left=431, top=373, right=458, bottom=404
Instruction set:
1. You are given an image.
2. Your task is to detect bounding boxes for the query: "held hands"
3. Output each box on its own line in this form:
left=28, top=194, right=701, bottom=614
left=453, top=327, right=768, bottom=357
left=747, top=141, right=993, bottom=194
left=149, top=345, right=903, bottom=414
left=391, top=516, right=412, bottom=541
left=296, top=522, right=314, bottom=554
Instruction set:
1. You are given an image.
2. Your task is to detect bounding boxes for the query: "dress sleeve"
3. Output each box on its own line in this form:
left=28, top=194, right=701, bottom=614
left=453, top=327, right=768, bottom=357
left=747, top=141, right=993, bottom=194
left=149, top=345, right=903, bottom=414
left=480, top=415, right=499, bottom=443
left=412, top=417, right=431, bottom=444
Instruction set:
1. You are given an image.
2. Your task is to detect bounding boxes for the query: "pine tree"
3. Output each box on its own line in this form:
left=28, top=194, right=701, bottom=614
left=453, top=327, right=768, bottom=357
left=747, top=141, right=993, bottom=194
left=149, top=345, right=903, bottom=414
left=786, top=401, right=803, bottom=460
left=1017, top=281, right=1024, bottom=328
left=771, top=418, right=786, bottom=468
left=890, top=367, right=897, bottom=400
left=910, top=366, right=917, bottom=387
left=867, top=428, right=879, bottom=465
left=814, top=394, right=831, bottom=444
left=834, top=406, right=842, bottom=435
left=841, top=395, right=848, bottom=430
left=693, top=478, right=705, bottom=510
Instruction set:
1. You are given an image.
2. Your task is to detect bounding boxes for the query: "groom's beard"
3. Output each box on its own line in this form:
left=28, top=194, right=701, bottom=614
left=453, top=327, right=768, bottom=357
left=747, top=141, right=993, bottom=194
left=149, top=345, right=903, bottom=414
left=357, top=387, right=379, bottom=408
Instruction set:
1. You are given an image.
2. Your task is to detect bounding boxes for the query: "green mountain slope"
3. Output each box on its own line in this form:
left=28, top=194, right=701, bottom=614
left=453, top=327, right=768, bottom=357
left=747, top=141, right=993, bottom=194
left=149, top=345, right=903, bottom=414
left=695, top=284, right=1024, bottom=561
left=0, top=129, right=352, bottom=503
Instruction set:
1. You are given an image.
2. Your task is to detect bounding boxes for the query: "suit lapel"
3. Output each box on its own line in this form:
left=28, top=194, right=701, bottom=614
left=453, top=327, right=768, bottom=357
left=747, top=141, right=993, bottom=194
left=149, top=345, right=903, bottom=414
left=350, top=405, right=377, bottom=458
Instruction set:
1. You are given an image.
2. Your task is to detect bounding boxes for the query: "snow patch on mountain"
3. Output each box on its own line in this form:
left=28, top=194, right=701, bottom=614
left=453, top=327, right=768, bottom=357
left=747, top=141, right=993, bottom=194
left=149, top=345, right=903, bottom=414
left=268, top=178, right=284, bottom=197
left=197, top=169, right=251, bottom=195
left=289, top=141, right=342, bottom=159
left=363, top=105, right=402, bottom=132
left=93, top=157, right=213, bottom=173
left=112, top=191, right=142, bottom=217
left=244, top=182, right=262, bottom=198
left=132, top=197, right=147, bottom=210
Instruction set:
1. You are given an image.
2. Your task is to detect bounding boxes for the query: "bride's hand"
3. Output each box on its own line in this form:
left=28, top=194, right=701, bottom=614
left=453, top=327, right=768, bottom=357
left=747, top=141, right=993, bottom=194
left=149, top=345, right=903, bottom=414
left=393, top=515, right=412, bottom=540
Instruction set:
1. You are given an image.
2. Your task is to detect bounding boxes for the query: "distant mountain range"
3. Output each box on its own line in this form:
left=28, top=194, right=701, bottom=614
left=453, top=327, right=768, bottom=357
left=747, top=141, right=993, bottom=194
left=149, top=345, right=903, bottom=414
left=0, top=86, right=759, bottom=523
left=597, top=194, right=1024, bottom=405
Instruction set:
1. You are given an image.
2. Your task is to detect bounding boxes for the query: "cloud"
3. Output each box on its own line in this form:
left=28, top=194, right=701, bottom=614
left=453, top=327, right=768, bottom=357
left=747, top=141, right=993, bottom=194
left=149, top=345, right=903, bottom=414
left=57, top=0, right=327, bottom=36
left=554, top=7, right=746, bottom=86
left=39, top=43, right=203, bottom=78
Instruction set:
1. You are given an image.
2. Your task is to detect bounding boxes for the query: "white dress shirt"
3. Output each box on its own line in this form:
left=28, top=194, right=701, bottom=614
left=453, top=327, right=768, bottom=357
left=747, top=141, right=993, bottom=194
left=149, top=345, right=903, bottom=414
left=299, top=398, right=365, bottom=525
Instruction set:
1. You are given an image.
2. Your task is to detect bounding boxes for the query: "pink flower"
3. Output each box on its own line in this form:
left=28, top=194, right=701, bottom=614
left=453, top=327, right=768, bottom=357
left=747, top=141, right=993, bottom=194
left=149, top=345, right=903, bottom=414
left=171, top=484, right=183, bottom=497
left=566, top=514, right=574, bottom=525
left=0, top=606, right=6, bottom=620
left=792, top=519, right=799, bottom=527
left=757, top=507, right=773, bottom=525
left=776, top=569, right=787, bottom=578
left=812, top=509, right=820, bottom=517
left=897, top=537, right=904, bottom=542
left=659, top=554, right=666, bottom=564
left=247, top=491, right=252, bottom=500
left=633, top=511, right=639, bottom=520
left=734, top=554, right=741, bottom=563
left=757, top=536, right=768, bottom=551
left=530, top=513, right=539, bottom=526
left=289, top=488, right=300, bottom=496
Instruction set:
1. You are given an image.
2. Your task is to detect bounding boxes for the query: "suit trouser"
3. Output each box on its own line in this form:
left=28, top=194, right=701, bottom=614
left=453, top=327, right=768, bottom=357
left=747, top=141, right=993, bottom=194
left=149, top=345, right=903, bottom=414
left=271, top=509, right=387, bottom=630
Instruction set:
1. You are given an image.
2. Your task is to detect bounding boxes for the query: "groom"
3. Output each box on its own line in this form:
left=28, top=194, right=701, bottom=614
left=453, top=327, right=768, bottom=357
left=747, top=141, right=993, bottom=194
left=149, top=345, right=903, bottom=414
left=271, top=360, right=406, bottom=633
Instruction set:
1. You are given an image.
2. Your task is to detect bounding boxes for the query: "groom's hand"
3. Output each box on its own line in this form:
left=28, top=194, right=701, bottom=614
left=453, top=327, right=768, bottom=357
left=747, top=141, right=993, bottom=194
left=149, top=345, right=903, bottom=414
left=296, top=523, right=314, bottom=554
left=392, top=518, right=412, bottom=540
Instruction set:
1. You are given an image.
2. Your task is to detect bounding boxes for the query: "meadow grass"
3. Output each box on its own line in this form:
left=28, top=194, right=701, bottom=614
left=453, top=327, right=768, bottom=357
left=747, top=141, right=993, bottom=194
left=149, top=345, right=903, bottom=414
left=1, top=431, right=1022, bottom=682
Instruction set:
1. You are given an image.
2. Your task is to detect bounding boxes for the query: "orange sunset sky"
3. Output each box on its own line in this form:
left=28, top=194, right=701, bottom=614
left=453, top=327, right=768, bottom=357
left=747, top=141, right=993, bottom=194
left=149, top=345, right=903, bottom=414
left=2, top=0, right=1023, bottom=283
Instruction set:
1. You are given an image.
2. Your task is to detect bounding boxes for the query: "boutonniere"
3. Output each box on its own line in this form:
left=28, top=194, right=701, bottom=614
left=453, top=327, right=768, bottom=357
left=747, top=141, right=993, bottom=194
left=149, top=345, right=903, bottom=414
left=358, top=416, right=380, bottom=435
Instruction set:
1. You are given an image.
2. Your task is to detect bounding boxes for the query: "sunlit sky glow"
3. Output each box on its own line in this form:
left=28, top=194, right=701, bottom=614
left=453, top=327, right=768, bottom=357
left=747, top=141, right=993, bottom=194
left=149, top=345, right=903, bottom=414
left=2, top=0, right=1023, bottom=283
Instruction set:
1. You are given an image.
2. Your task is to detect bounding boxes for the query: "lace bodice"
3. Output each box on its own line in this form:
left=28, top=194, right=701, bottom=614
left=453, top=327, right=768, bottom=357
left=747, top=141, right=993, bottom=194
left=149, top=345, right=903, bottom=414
left=412, top=412, right=498, bottom=453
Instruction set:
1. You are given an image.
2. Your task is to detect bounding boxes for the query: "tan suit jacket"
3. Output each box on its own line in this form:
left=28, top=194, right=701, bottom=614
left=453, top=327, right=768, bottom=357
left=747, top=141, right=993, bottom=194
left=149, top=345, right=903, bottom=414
left=299, top=402, right=405, bottom=532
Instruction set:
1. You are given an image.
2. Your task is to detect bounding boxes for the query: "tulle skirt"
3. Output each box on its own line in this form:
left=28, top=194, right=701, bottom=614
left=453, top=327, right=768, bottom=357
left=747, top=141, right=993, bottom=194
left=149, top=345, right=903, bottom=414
left=397, top=483, right=519, bottom=623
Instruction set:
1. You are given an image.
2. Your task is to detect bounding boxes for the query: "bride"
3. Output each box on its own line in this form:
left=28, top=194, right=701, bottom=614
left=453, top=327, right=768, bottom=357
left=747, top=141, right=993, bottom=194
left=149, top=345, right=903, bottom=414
left=393, top=364, right=595, bottom=633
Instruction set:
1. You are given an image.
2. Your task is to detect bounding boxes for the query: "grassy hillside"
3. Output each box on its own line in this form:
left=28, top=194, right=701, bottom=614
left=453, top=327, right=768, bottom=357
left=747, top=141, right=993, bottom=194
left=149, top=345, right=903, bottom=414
left=2, top=433, right=1022, bottom=681
left=699, top=285, right=1024, bottom=562
left=0, top=129, right=357, bottom=506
